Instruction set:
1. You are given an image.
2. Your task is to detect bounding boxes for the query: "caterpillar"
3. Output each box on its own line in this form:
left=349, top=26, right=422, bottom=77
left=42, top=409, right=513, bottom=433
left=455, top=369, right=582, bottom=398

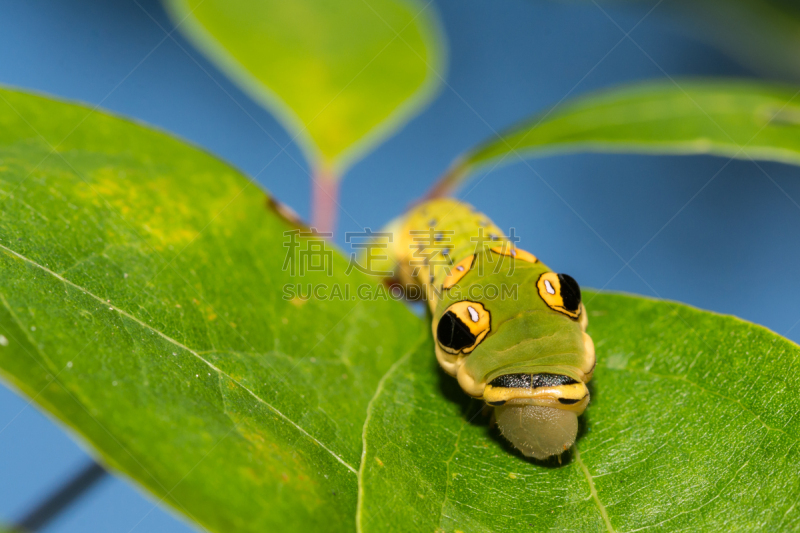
left=376, top=198, right=595, bottom=459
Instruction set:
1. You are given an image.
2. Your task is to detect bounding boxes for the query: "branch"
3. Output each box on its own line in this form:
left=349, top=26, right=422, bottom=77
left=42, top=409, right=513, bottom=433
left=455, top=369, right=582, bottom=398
left=14, top=461, right=108, bottom=532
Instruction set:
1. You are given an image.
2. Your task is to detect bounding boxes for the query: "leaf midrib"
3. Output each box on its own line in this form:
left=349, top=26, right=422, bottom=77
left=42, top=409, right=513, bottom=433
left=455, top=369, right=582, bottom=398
left=0, top=241, right=359, bottom=475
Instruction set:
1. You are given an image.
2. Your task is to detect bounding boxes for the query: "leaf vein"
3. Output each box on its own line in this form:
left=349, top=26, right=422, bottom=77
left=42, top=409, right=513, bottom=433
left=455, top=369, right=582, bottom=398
left=574, top=445, right=616, bottom=533
left=356, top=330, right=428, bottom=533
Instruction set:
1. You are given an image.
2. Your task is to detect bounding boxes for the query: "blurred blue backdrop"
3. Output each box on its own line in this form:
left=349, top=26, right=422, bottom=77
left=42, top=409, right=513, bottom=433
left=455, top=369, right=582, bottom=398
left=1, top=0, right=798, bottom=531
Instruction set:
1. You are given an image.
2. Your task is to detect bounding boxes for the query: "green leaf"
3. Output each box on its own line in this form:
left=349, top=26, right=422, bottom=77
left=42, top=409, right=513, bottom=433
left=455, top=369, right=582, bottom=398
left=431, top=80, right=800, bottom=196
left=162, top=0, right=444, bottom=174
left=358, top=291, right=800, bottom=532
left=675, top=0, right=800, bottom=82
left=559, top=0, right=800, bottom=81
left=0, top=87, right=427, bottom=533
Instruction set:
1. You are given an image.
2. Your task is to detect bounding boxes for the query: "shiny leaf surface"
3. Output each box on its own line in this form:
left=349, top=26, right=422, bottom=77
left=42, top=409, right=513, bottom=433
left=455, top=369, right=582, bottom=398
left=0, top=87, right=426, bottom=533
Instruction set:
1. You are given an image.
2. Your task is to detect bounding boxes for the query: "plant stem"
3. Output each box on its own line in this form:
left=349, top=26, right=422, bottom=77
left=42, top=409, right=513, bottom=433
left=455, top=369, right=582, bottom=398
left=14, top=461, right=107, bottom=532
left=310, top=166, right=339, bottom=235
left=423, top=160, right=467, bottom=200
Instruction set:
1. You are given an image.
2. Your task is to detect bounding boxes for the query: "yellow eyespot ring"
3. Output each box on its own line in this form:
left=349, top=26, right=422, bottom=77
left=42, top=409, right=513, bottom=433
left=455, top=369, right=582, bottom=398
left=442, top=255, right=475, bottom=290
left=536, top=272, right=582, bottom=320
left=490, top=245, right=538, bottom=263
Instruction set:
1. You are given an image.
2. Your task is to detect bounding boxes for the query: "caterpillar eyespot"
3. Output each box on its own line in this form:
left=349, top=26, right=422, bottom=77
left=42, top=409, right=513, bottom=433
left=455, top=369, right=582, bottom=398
left=379, top=198, right=595, bottom=460
left=537, top=272, right=582, bottom=320
left=435, top=300, right=490, bottom=355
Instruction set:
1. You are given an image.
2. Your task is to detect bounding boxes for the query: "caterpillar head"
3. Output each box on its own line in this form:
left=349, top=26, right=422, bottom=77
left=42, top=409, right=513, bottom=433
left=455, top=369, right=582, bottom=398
left=431, top=248, right=595, bottom=460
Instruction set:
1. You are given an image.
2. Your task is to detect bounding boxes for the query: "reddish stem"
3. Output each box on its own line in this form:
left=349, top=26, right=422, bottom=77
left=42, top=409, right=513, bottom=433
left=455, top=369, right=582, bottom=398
left=423, top=160, right=467, bottom=201
left=311, top=166, right=339, bottom=235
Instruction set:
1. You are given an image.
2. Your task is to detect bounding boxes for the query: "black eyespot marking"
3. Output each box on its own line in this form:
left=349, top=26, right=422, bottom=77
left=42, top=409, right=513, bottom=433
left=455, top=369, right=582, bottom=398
left=557, top=274, right=581, bottom=312
left=437, top=311, right=477, bottom=351
left=489, top=373, right=578, bottom=389
left=558, top=398, right=580, bottom=405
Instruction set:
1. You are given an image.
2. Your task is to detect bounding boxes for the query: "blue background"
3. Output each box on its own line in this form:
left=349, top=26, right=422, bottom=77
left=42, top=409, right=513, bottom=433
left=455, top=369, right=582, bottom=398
left=1, top=0, right=798, bottom=531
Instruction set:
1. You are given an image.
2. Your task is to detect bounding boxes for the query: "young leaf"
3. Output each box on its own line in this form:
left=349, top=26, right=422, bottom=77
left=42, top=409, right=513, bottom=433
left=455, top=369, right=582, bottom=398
left=0, top=88, right=427, bottom=533
left=430, top=80, right=800, bottom=197
left=162, top=0, right=444, bottom=175
left=358, top=292, right=800, bottom=532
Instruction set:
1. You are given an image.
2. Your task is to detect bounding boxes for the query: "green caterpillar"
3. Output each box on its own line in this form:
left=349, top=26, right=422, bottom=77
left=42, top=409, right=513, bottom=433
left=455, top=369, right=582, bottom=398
left=376, top=198, right=595, bottom=459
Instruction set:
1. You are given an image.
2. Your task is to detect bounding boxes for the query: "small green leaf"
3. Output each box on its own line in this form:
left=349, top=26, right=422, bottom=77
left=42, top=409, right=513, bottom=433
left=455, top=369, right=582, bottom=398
left=0, top=87, right=426, bottom=533
left=358, top=291, right=800, bottom=532
left=163, top=0, right=444, bottom=174
left=431, top=80, right=800, bottom=196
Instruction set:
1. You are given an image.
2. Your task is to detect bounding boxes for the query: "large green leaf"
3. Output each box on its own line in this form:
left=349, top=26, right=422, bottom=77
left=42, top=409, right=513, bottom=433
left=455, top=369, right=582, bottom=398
left=162, top=0, right=444, bottom=174
left=0, top=87, right=427, bottom=533
left=358, top=291, right=800, bottom=532
left=430, top=80, right=800, bottom=196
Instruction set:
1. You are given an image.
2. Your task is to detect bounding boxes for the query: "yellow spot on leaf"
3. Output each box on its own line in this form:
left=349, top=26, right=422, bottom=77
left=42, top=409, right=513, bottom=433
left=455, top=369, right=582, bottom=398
left=374, top=457, right=384, bottom=467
